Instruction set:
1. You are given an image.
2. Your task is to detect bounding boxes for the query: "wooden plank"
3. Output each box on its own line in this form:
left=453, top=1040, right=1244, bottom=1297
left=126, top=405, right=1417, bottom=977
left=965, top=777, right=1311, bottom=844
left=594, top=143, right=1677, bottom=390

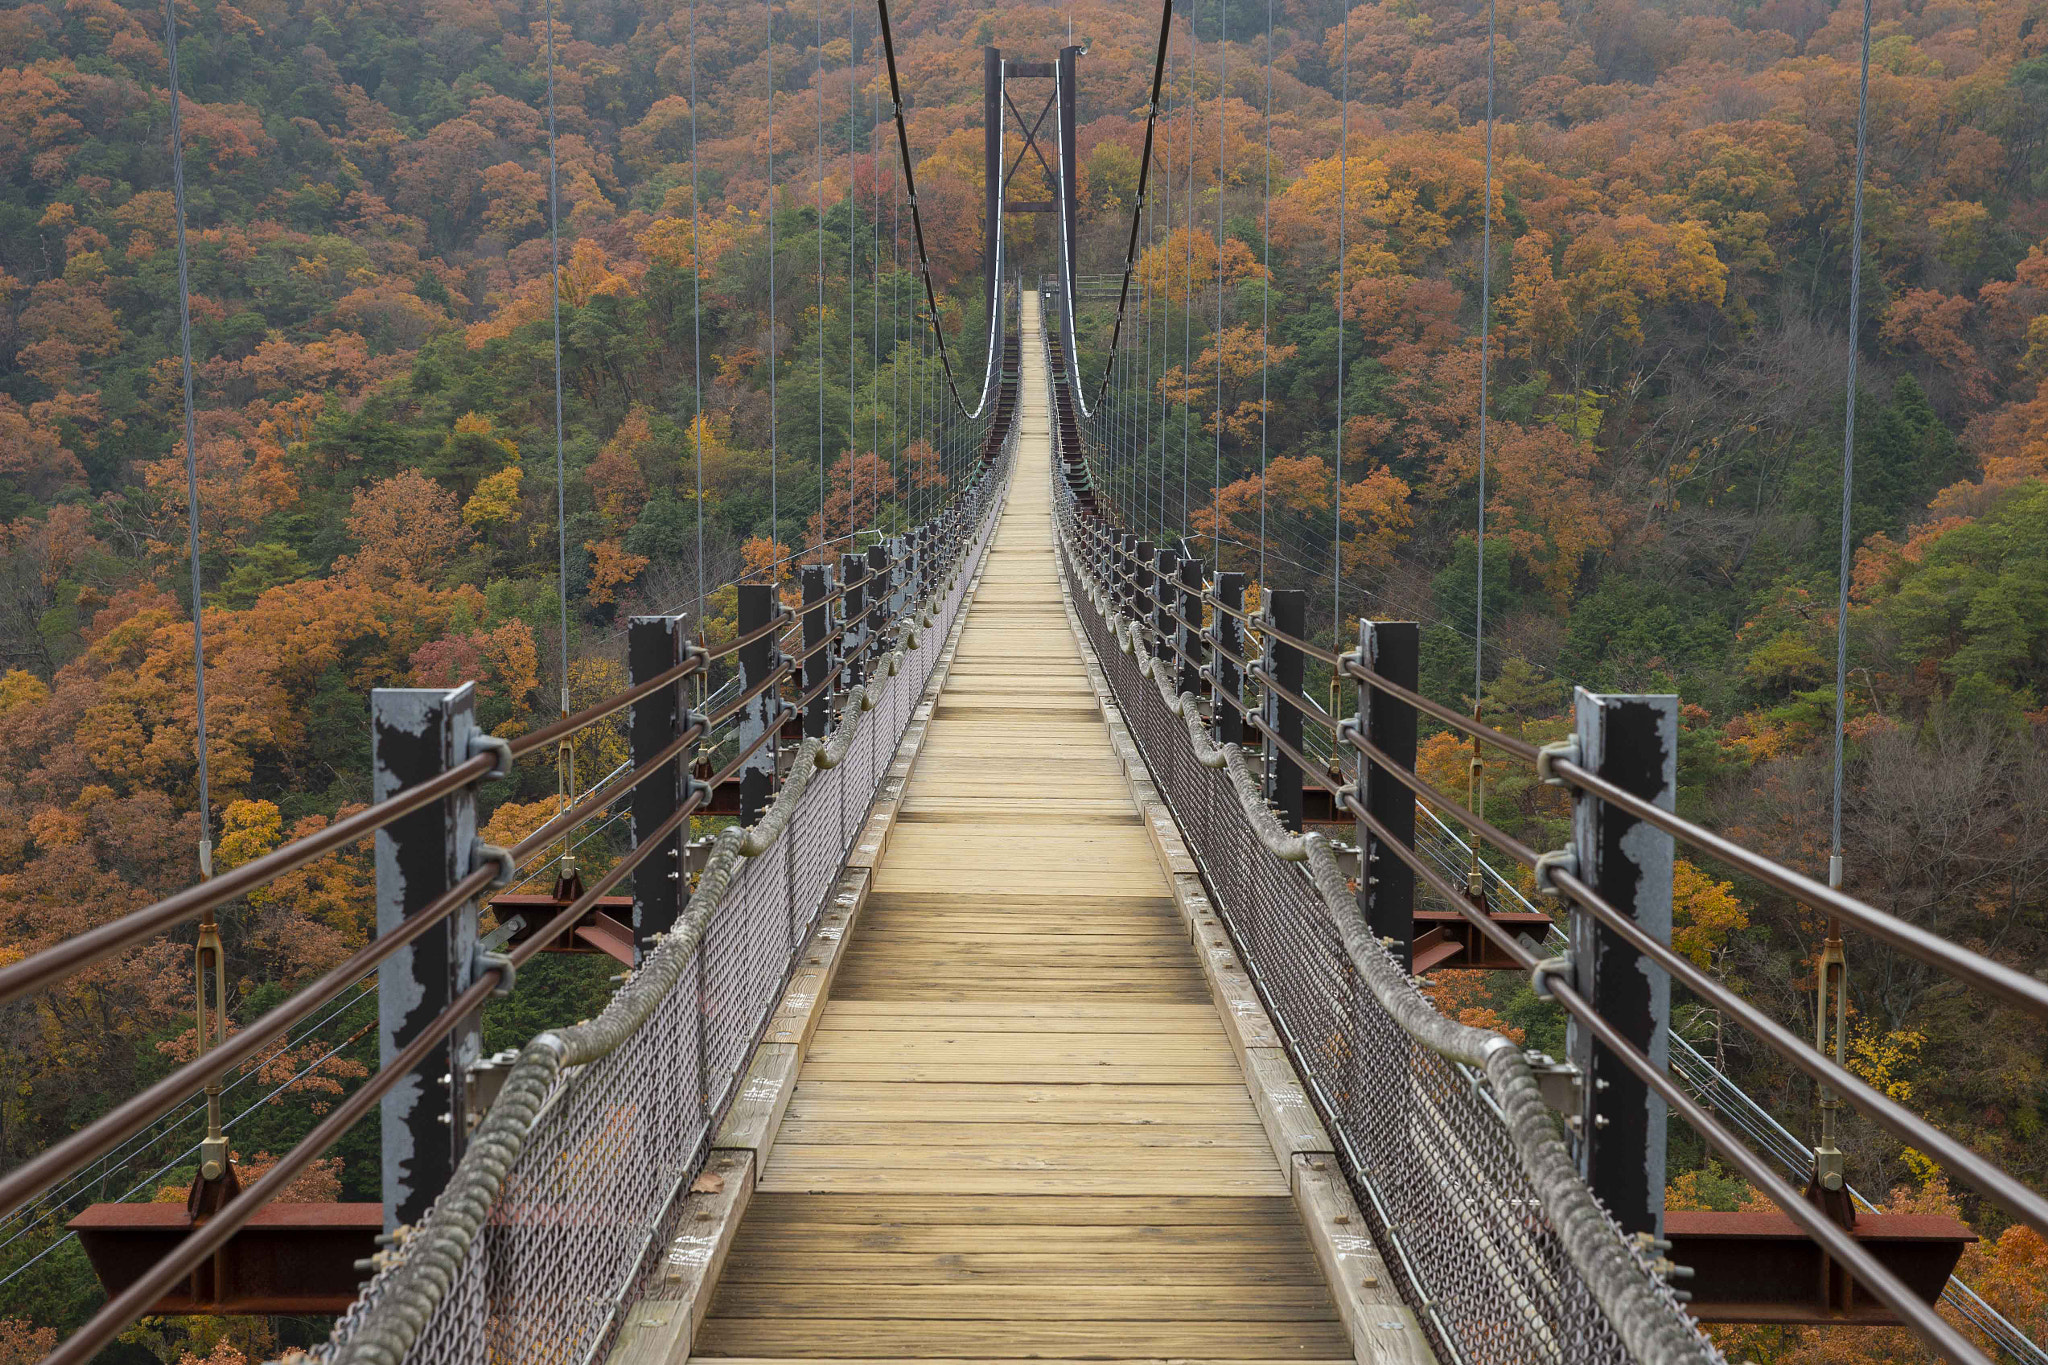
left=1245, top=1046, right=1336, bottom=1162
left=1293, top=1154, right=1438, bottom=1365
left=739, top=1192, right=1303, bottom=1224
left=845, top=923, right=1188, bottom=943
left=730, top=1225, right=1315, bottom=1252
left=711, top=1044, right=798, bottom=1161
left=607, top=1300, right=687, bottom=1365
left=766, top=1143, right=1281, bottom=1170
left=862, top=892, right=1179, bottom=912
left=823, top=982, right=1215, bottom=1003
left=783, top=1100, right=1265, bottom=1125
left=799, top=1036, right=1244, bottom=1062
left=712, top=1253, right=1331, bottom=1284
left=690, top=1318, right=1353, bottom=1357
left=701, top=1358, right=1354, bottom=1365
left=770, top=1122, right=1271, bottom=1147
left=602, top=1151, right=753, bottom=1365
left=706, top=1283, right=1340, bottom=1318
left=762, top=867, right=869, bottom=1051
left=816, top=1002, right=1228, bottom=1029
left=755, top=1169, right=1293, bottom=1195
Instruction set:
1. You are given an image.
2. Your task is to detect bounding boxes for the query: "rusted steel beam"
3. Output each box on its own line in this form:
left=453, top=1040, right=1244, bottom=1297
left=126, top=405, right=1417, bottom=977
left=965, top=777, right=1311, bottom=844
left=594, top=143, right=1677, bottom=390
left=72, top=1202, right=381, bottom=1315
left=1668, top=1209, right=1974, bottom=1324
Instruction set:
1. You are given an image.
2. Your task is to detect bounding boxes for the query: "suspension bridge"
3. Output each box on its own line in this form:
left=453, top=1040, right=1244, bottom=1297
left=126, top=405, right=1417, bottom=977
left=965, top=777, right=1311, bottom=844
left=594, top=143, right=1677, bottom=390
left=5, top=3, right=2048, bottom=1363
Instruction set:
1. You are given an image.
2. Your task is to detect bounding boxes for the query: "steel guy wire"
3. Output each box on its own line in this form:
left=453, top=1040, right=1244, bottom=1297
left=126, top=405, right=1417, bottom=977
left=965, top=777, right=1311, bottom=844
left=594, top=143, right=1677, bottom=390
left=0, top=979, right=379, bottom=1263
left=768, top=3, right=780, bottom=582
left=811, top=3, right=819, bottom=560
left=1212, top=1, right=1225, bottom=560
left=691, top=0, right=706, bottom=631
left=1476, top=0, right=1498, bottom=706
left=544, top=0, right=569, bottom=718
left=1260, top=0, right=1272, bottom=588
left=873, top=82, right=882, bottom=505
left=1182, top=30, right=1194, bottom=540
left=1830, top=0, right=1875, bottom=890
left=1159, top=59, right=1174, bottom=540
left=0, top=1003, right=380, bottom=1294
left=1332, top=0, right=1349, bottom=637
left=161, top=0, right=211, bottom=879
left=893, top=149, right=902, bottom=505
left=848, top=0, right=858, bottom=548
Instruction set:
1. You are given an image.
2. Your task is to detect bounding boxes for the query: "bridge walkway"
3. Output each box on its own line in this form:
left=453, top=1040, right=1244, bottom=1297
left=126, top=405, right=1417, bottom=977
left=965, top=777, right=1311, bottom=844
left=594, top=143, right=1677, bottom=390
left=690, top=295, right=1353, bottom=1363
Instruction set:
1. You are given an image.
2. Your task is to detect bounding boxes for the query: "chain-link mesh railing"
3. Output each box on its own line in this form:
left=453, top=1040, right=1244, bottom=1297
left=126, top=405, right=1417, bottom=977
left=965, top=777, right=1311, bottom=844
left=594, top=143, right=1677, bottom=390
left=1048, top=463, right=1715, bottom=1365
left=312, top=438, right=1013, bottom=1365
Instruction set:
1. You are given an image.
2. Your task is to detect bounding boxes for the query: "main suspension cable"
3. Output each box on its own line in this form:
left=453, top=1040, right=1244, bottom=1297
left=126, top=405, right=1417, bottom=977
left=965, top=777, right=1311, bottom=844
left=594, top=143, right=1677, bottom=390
left=871, top=0, right=1004, bottom=419
left=1093, top=0, right=1176, bottom=410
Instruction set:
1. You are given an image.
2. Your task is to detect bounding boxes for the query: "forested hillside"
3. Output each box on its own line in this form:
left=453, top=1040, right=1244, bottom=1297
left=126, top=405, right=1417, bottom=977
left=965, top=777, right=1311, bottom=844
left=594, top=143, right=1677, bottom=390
left=2, top=0, right=2047, bottom=1355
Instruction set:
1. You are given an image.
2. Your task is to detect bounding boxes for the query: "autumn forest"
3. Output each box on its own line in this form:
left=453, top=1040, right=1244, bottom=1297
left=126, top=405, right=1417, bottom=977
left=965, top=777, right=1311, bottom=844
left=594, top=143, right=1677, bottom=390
left=2, top=0, right=2048, bottom=1354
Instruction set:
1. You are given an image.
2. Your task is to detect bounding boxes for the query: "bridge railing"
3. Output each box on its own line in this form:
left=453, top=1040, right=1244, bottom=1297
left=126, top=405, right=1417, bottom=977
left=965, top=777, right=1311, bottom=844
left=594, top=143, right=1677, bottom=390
left=1044, top=345, right=2048, bottom=1363
left=1048, top=465, right=1714, bottom=1365
left=318, top=429, right=1015, bottom=1365
left=0, top=375, right=1020, bottom=1363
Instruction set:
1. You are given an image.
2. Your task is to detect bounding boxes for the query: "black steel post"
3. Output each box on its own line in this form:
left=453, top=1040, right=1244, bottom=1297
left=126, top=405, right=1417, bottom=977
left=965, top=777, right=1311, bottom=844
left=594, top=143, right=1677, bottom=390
left=629, top=613, right=694, bottom=957
left=735, top=583, right=778, bottom=826
left=1211, top=571, right=1245, bottom=746
left=1567, top=687, right=1678, bottom=1239
left=840, top=551, right=867, bottom=687
left=1355, top=621, right=1418, bottom=970
left=1134, top=539, right=1155, bottom=644
left=1264, top=589, right=1306, bottom=833
left=801, top=566, right=833, bottom=739
left=1055, top=45, right=1080, bottom=337
left=890, top=534, right=912, bottom=620
left=371, top=683, right=482, bottom=1231
left=1152, top=547, right=1176, bottom=665
left=1177, top=557, right=1205, bottom=698
left=866, top=542, right=892, bottom=658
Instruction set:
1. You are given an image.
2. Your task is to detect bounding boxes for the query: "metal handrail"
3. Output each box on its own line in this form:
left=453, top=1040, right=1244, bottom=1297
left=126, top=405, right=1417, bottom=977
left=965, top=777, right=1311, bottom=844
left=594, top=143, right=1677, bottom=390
left=1343, top=654, right=1543, bottom=763
left=1549, top=756, right=2048, bottom=1021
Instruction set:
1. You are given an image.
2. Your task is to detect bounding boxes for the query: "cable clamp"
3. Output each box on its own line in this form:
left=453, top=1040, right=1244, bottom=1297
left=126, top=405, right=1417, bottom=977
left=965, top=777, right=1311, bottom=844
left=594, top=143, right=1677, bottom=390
left=472, top=839, right=516, bottom=889
left=473, top=947, right=517, bottom=998
left=681, top=770, right=709, bottom=811
left=469, top=732, right=514, bottom=780
left=1529, top=953, right=1575, bottom=1000
left=1533, top=845, right=1578, bottom=898
left=1536, top=735, right=1580, bottom=787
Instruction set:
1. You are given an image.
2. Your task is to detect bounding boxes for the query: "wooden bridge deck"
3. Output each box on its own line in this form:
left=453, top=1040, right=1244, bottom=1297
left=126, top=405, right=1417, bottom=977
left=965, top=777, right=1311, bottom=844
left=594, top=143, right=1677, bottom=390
left=690, top=296, right=1353, bottom=1364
